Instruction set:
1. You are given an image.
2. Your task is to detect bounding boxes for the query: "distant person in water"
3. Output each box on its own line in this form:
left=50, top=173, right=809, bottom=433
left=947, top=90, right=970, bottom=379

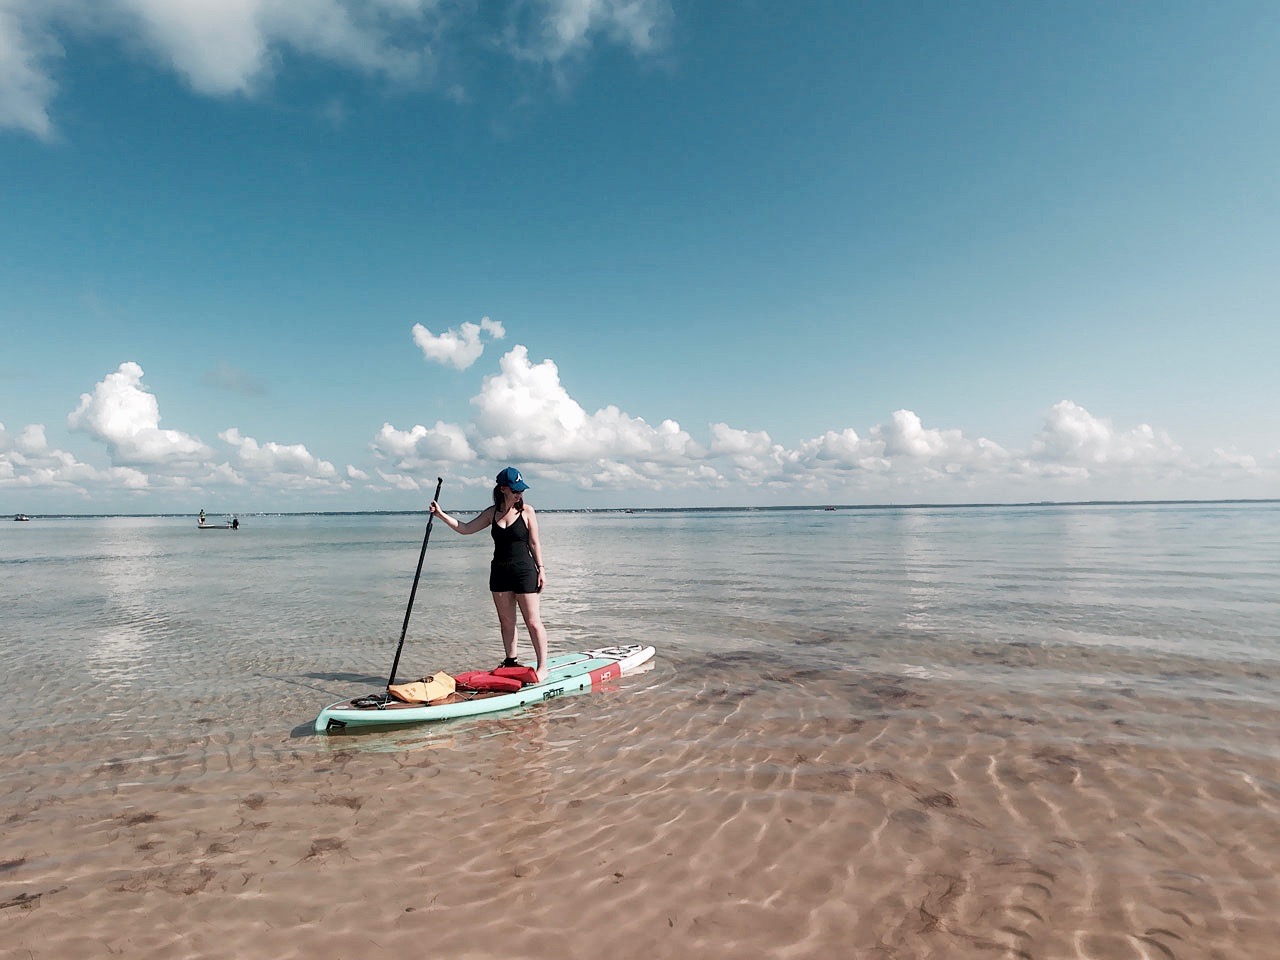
left=198, top=509, right=206, bottom=525
left=429, top=467, right=550, bottom=682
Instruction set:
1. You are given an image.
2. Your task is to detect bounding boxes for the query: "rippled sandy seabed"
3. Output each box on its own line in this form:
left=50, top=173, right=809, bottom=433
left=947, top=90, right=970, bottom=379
left=5, top=646, right=1278, bottom=960
left=4, top=506, right=1279, bottom=958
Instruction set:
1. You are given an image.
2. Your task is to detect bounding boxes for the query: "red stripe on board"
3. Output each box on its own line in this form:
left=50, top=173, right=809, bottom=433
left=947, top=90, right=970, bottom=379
left=588, top=664, right=619, bottom=685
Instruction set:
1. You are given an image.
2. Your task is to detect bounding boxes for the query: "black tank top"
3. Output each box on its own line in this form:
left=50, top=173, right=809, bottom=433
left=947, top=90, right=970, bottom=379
left=491, top=510, right=534, bottom=566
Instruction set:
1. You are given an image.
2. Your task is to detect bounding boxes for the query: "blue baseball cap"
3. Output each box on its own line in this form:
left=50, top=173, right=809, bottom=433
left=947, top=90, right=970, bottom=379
left=496, top=466, right=529, bottom=492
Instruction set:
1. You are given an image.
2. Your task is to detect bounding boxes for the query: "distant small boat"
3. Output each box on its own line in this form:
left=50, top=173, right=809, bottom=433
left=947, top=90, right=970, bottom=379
left=198, top=517, right=240, bottom=530
left=824, top=506, right=837, bottom=512
left=13, top=514, right=31, bottom=521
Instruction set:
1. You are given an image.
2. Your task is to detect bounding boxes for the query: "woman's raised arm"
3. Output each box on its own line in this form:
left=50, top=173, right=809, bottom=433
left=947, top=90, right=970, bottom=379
left=430, top=502, right=494, bottom=535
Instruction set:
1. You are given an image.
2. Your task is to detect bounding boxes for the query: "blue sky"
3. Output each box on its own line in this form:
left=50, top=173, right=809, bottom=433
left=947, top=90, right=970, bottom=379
left=2, top=1, right=1277, bottom=513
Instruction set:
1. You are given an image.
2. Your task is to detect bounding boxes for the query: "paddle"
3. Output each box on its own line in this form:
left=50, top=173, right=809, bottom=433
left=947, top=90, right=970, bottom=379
left=385, top=476, right=444, bottom=693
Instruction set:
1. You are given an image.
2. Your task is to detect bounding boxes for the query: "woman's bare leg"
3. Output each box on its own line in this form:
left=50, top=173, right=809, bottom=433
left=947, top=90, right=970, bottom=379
left=515, top=592, right=549, bottom=681
left=492, top=592, right=519, bottom=661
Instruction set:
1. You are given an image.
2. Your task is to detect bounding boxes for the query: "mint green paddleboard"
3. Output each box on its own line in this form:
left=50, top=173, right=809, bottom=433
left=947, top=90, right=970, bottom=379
left=315, top=644, right=655, bottom=733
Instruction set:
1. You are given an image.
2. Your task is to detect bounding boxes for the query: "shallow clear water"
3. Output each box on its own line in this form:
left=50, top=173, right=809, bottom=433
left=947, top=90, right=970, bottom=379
left=4, top=503, right=1280, bottom=958
left=2, top=502, right=1278, bottom=741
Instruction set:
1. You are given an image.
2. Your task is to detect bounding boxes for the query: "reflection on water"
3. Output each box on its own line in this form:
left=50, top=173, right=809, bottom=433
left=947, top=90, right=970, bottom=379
left=90, top=531, right=169, bottom=685
left=886, top=509, right=948, bottom=633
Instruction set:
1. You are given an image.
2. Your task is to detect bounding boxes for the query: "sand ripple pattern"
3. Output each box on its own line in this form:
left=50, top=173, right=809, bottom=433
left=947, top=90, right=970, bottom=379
left=4, top=657, right=1279, bottom=959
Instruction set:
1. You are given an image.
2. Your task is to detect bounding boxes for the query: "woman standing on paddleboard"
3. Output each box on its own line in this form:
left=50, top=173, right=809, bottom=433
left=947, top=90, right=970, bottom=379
left=429, top=467, right=550, bottom=682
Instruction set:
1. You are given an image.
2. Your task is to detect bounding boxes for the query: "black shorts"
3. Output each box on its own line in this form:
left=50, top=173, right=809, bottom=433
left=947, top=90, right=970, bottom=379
left=489, top=560, right=539, bottom=594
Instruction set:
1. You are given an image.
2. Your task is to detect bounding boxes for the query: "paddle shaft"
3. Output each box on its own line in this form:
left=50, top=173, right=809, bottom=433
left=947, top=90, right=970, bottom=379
left=386, top=476, right=444, bottom=688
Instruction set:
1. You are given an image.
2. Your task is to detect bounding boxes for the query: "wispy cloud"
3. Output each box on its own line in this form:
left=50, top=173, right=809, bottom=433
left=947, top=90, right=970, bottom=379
left=0, top=0, right=673, bottom=139
left=501, top=0, right=671, bottom=64
left=201, top=361, right=268, bottom=398
left=0, top=0, right=60, bottom=140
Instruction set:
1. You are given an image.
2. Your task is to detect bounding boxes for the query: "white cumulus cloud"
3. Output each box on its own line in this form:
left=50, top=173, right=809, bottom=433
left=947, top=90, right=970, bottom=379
left=369, top=335, right=1268, bottom=502
left=412, top=317, right=506, bottom=371
left=12, top=361, right=369, bottom=504
left=220, top=426, right=344, bottom=488
left=68, top=361, right=212, bottom=466
left=706, top=423, right=797, bottom=483
left=470, top=345, right=702, bottom=463
left=371, top=343, right=708, bottom=490
left=370, top=420, right=477, bottom=463
left=12, top=422, right=48, bottom=454
left=1032, top=400, right=1182, bottom=467
left=875, top=409, right=999, bottom=462
left=802, top=428, right=889, bottom=471
left=12, top=344, right=1278, bottom=508
left=1, top=418, right=153, bottom=496
left=709, top=423, right=774, bottom=458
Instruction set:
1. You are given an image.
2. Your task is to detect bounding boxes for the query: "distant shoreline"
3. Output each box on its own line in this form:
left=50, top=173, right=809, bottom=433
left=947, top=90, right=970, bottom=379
left=10, top=498, right=1279, bottom=520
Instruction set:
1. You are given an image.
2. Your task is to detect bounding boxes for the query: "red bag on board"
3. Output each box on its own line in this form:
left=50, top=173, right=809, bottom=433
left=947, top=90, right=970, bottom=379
left=493, top=665, right=540, bottom=685
left=454, top=671, right=523, bottom=693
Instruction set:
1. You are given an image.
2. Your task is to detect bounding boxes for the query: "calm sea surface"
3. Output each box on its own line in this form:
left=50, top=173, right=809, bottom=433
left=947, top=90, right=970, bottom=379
left=2, top=502, right=1277, bottom=743
left=4, top=502, right=1280, bottom=958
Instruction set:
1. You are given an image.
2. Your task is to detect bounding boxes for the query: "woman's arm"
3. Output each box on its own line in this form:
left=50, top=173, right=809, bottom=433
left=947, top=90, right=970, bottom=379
left=430, top=502, right=494, bottom=535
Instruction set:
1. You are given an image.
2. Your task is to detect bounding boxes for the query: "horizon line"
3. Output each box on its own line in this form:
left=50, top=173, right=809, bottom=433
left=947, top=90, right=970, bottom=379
left=9, top=497, right=1279, bottom=520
